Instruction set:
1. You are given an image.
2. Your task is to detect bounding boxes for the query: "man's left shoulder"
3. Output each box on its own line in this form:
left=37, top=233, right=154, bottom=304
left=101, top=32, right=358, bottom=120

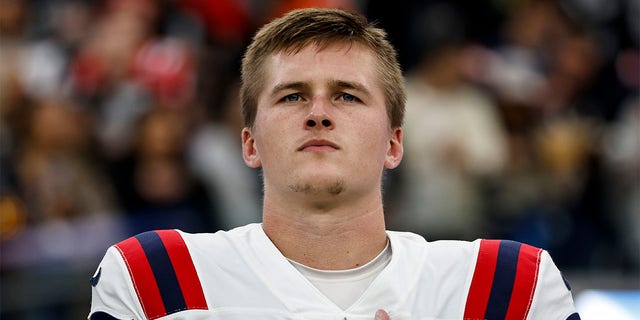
left=387, top=231, right=482, bottom=271
left=425, top=237, right=482, bottom=263
left=428, top=238, right=549, bottom=269
left=464, top=239, right=580, bottom=320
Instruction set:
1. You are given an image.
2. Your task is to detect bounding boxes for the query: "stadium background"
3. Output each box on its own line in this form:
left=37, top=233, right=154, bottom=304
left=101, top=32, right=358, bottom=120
left=0, top=0, right=638, bottom=318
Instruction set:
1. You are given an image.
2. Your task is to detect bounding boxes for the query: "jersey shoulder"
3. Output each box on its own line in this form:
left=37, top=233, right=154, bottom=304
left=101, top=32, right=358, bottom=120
left=89, top=224, right=264, bottom=320
left=90, top=229, right=210, bottom=320
left=463, top=239, right=579, bottom=320
left=389, top=234, right=578, bottom=320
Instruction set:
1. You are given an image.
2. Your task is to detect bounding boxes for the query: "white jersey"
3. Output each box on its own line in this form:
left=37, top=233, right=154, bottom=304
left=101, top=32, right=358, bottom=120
left=89, top=223, right=580, bottom=320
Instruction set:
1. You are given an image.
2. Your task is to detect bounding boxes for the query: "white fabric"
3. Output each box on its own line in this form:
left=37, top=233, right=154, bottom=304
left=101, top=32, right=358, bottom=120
left=89, top=223, right=578, bottom=319
left=288, top=239, right=391, bottom=310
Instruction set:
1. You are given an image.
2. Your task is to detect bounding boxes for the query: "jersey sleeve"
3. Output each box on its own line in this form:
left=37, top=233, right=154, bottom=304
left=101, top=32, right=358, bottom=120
left=527, top=250, right=580, bottom=320
left=88, top=246, right=145, bottom=320
left=89, top=230, right=210, bottom=320
left=463, top=240, right=580, bottom=320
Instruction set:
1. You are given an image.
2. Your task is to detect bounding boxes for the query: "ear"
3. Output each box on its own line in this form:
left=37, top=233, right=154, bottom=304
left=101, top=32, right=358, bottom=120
left=384, top=127, right=403, bottom=169
left=242, top=127, right=262, bottom=168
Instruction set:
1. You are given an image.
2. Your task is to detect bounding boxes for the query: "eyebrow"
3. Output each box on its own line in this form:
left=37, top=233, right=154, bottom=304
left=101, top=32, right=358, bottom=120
left=269, top=80, right=373, bottom=99
left=270, top=82, right=310, bottom=97
left=328, top=80, right=373, bottom=100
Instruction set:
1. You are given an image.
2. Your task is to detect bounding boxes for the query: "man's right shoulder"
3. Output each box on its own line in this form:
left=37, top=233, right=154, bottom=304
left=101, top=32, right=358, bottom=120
left=89, top=225, right=262, bottom=320
left=111, top=224, right=261, bottom=263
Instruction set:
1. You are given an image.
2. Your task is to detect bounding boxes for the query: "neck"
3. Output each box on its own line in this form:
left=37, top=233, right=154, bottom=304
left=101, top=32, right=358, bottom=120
left=261, top=190, right=388, bottom=270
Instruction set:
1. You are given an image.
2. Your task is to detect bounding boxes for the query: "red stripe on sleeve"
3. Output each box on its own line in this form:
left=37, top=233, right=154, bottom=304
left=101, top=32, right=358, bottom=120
left=504, top=243, right=543, bottom=320
left=115, top=237, right=166, bottom=319
left=464, top=239, right=501, bottom=320
left=156, top=230, right=208, bottom=310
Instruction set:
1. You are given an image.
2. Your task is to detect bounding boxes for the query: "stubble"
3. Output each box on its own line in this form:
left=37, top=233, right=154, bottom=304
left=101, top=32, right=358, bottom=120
left=288, top=179, right=346, bottom=196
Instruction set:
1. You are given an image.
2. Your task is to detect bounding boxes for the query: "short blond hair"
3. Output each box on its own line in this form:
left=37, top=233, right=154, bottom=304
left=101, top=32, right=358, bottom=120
left=240, top=8, right=405, bottom=128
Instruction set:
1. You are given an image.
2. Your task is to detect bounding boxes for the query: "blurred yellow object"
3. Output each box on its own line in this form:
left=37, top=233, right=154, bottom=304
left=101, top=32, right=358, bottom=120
left=535, top=119, right=591, bottom=175
left=0, top=194, right=27, bottom=240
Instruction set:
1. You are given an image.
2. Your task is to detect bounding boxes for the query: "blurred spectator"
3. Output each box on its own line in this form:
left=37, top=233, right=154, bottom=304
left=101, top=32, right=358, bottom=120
left=188, top=79, right=262, bottom=230
left=0, top=0, right=69, bottom=103
left=463, top=0, right=569, bottom=108
left=49, top=0, right=93, bottom=50
left=132, top=38, right=198, bottom=111
left=66, top=0, right=159, bottom=160
left=0, top=0, right=27, bottom=41
left=464, top=0, right=633, bottom=271
left=176, top=0, right=252, bottom=45
left=0, top=68, right=31, bottom=240
left=69, top=0, right=158, bottom=95
left=1, top=94, right=124, bottom=316
left=108, top=108, right=219, bottom=235
left=389, top=2, right=508, bottom=240
left=603, top=97, right=640, bottom=270
left=14, top=98, right=118, bottom=224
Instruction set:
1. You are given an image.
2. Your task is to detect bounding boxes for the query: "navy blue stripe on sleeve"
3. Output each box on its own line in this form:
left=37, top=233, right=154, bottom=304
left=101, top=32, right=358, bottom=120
left=135, top=231, right=187, bottom=314
left=484, top=240, right=521, bottom=320
left=566, top=312, right=581, bottom=320
left=89, top=311, right=122, bottom=320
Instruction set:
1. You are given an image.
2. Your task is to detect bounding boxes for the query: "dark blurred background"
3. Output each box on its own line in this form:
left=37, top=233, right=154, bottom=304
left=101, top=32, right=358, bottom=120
left=0, top=0, right=638, bottom=319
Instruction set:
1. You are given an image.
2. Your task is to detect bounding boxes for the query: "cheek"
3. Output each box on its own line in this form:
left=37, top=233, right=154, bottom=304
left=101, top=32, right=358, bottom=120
left=354, top=119, right=391, bottom=160
left=254, top=115, right=290, bottom=161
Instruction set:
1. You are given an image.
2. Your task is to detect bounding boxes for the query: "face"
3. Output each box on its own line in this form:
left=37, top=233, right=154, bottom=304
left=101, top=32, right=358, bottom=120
left=242, top=42, right=403, bottom=203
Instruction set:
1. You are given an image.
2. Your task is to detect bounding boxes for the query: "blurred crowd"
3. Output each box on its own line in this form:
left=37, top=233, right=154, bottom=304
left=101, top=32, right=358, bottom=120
left=0, top=0, right=638, bottom=318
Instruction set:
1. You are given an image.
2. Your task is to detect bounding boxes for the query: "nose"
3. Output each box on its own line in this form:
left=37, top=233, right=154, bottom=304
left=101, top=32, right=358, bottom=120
left=304, top=97, right=334, bottom=130
left=306, top=118, right=333, bottom=128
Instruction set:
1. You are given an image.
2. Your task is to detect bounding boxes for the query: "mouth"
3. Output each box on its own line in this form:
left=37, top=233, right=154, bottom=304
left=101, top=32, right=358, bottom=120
left=297, top=139, right=340, bottom=152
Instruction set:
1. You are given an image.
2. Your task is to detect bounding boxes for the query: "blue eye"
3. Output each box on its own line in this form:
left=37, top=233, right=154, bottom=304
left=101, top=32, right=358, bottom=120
left=284, top=94, right=301, bottom=102
left=341, top=93, right=356, bottom=102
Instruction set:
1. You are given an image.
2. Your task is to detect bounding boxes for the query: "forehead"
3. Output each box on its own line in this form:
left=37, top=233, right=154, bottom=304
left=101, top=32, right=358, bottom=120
left=261, top=42, right=383, bottom=95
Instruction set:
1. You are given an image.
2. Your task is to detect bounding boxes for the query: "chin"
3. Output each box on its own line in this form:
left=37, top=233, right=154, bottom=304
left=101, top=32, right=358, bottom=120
left=288, top=178, right=346, bottom=196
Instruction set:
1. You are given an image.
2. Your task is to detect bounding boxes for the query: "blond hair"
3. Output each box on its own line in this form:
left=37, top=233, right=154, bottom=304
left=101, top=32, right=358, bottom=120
left=240, top=8, right=405, bottom=128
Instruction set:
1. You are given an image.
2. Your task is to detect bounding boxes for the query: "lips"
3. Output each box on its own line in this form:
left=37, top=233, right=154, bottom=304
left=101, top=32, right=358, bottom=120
left=297, top=139, right=340, bottom=151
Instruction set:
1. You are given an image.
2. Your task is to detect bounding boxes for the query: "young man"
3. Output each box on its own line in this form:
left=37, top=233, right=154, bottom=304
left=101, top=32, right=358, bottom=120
left=89, top=8, right=580, bottom=320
